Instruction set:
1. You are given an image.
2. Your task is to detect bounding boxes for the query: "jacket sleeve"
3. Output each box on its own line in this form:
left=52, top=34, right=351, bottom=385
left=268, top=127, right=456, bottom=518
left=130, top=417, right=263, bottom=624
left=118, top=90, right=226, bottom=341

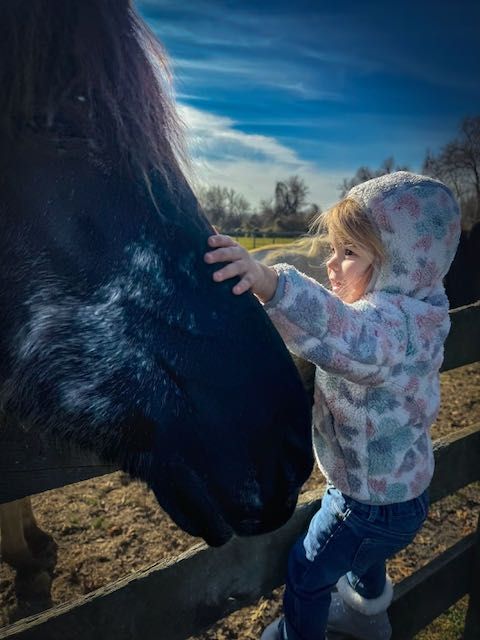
left=263, top=264, right=408, bottom=385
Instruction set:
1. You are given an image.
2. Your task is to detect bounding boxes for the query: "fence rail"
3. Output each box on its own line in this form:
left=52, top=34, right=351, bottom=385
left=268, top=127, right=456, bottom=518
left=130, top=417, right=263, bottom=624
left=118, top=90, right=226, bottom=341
left=0, top=301, right=479, bottom=640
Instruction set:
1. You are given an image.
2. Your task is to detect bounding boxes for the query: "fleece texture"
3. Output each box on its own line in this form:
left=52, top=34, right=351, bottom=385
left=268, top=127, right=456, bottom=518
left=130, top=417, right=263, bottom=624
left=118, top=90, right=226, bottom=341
left=265, top=172, right=461, bottom=504
left=336, top=574, right=394, bottom=615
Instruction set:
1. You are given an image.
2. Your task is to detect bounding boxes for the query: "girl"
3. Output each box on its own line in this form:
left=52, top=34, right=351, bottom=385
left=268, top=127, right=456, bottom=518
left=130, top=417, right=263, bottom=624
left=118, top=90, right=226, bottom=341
left=204, top=172, right=461, bottom=640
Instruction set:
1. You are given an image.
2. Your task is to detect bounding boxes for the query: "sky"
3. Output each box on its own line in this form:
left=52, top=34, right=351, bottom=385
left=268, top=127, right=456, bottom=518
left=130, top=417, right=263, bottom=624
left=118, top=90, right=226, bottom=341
left=138, top=0, right=480, bottom=211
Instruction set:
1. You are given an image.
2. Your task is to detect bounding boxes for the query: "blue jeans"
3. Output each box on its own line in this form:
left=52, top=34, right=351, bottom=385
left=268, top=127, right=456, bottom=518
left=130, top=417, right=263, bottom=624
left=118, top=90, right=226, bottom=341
left=283, top=484, right=429, bottom=640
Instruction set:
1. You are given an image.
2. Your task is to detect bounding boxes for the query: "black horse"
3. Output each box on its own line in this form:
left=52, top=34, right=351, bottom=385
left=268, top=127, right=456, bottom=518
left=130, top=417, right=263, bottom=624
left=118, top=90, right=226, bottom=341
left=0, top=130, right=313, bottom=547
left=444, top=222, right=480, bottom=309
left=0, top=1, right=313, bottom=547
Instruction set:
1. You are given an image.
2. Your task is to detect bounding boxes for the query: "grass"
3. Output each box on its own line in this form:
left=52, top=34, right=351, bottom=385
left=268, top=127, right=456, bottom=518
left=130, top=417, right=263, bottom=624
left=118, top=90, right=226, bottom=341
left=92, top=516, right=106, bottom=530
left=415, top=596, right=468, bottom=639
left=235, top=236, right=296, bottom=251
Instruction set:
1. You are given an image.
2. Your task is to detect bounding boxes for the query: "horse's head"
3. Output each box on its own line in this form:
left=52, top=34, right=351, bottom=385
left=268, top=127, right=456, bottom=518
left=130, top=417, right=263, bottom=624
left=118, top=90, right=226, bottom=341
left=0, top=137, right=313, bottom=546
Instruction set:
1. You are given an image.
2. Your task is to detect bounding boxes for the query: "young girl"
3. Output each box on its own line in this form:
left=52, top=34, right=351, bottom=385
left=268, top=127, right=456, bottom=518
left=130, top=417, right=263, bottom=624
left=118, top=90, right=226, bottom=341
left=204, top=172, right=461, bottom=640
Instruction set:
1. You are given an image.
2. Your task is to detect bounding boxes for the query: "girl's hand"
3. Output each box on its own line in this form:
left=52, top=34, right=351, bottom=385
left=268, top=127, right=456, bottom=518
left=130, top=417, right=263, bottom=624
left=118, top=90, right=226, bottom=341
left=204, top=234, right=279, bottom=303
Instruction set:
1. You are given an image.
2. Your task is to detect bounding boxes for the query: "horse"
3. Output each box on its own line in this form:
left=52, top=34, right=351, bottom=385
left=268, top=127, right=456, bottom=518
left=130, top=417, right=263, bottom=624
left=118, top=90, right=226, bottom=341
left=0, top=1, right=313, bottom=570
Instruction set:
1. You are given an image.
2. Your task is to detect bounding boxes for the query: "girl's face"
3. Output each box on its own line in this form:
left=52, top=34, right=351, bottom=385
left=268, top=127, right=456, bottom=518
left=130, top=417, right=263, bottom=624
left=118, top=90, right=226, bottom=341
left=326, top=238, right=374, bottom=303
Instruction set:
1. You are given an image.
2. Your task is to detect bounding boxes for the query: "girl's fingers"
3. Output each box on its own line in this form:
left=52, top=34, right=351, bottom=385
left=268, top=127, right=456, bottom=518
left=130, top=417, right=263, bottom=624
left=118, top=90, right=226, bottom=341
left=232, top=276, right=253, bottom=295
left=204, top=245, right=245, bottom=264
left=207, top=234, right=235, bottom=248
left=204, top=235, right=256, bottom=294
left=212, top=260, right=249, bottom=282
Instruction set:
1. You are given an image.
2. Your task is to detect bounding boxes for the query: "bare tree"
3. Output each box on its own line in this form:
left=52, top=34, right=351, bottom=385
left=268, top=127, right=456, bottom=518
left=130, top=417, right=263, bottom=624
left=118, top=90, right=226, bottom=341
left=260, top=176, right=320, bottom=232
left=225, top=188, right=250, bottom=219
left=339, top=157, right=410, bottom=197
left=423, top=148, right=464, bottom=200
left=197, top=185, right=251, bottom=231
left=422, top=116, right=480, bottom=228
left=198, top=178, right=320, bottom=235
left=274, top=176, right=309, bottom=216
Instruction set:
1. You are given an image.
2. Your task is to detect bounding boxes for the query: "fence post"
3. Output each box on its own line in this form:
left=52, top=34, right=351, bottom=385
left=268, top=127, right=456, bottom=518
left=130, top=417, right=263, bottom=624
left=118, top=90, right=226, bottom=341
left=463, top=512, right=480, bottom=639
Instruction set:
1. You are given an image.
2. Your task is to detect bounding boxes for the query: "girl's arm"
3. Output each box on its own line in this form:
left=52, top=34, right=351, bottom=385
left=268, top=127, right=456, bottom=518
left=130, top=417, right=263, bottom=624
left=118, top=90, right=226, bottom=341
left=264, top=263, right=408, bottom=385
left=205, top=235, right=407, bottom=385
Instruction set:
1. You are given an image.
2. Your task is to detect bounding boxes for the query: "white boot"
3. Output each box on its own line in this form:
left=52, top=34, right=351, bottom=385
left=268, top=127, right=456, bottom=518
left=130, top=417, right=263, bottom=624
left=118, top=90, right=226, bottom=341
left=326, top=575, right=393, bottom=640
left=260, top=616, right=330, bottom=640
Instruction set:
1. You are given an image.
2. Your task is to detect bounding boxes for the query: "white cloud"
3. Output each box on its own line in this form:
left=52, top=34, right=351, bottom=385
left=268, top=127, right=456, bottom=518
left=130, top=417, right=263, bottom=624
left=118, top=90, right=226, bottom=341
left=178, top=103, right=344, bottom=209
left=178, top=104, right=301, bottom=165
left=148, top=20, right=269, bottom=50
left=173, top=56, right=343, bottom=101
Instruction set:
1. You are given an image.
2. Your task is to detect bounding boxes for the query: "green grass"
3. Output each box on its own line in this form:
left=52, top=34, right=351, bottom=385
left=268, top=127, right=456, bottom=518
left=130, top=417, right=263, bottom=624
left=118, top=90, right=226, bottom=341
left=236, top=236, right=296, bottom=251
left=92, top=516, right=106, bottom=530
left=415, top=597, right=468, bottom=639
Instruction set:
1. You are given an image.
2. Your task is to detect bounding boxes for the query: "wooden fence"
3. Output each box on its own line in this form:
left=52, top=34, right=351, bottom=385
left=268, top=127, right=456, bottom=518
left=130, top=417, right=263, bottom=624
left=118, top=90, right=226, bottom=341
left=1, top=301, right=479, bottom=640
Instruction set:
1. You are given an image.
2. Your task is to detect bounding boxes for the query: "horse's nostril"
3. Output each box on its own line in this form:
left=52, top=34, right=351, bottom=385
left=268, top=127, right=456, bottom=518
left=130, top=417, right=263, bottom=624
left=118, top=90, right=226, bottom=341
left=239, top=519, right=261, bottom=528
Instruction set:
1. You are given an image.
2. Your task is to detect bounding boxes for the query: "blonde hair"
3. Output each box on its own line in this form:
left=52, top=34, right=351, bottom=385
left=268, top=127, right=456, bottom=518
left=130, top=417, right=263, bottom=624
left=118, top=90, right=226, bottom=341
left=310, top=198, right=386, bottom=267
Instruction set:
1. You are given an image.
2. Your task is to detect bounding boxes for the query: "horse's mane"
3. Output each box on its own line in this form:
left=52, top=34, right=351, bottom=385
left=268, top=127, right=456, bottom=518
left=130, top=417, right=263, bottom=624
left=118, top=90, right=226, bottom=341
left=0, top=0, right=188, bottom=193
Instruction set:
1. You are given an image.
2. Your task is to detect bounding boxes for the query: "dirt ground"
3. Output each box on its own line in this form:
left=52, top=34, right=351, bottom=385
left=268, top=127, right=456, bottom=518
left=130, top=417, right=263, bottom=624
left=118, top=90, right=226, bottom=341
left=1, top=363, right=479, bottom=638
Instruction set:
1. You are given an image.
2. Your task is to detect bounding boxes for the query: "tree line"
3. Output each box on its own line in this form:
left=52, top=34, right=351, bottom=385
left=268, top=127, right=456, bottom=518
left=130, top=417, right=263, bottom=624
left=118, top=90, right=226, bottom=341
left=197, top=175, right=319, bottom=235
left=198, top=115, right=480, bottom=234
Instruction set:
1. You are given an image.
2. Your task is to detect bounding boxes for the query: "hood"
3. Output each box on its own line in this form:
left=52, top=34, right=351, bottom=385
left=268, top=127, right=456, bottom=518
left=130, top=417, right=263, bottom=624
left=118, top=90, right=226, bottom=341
left=347, top=172, right=461, bottom=301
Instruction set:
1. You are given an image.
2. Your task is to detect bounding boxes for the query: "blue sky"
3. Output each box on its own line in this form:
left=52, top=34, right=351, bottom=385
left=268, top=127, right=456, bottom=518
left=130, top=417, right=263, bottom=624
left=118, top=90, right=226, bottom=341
left=138, top=0, right=480, bottom=211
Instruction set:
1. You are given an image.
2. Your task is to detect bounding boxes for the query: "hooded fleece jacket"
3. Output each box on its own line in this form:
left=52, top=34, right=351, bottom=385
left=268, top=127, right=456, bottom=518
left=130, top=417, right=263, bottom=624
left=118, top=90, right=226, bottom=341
left=264, top=172, right=461, bottom=504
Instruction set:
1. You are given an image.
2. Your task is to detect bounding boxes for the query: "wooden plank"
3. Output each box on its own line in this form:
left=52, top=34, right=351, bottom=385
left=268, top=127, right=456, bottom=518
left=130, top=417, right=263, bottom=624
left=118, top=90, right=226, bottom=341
left=390, top=532, right=476, bottom=639
left=429, top=423, right=480, bottom=503
left=441, top=300, right=480, bottom=372
left=0, top=420, right=117, bottom=504
left=463, top=513, right=480, bottom=640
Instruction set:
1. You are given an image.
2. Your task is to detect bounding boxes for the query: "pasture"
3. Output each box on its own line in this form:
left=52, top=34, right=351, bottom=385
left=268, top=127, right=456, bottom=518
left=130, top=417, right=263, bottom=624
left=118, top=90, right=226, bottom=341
left=235, top=235, right=299, bottom=251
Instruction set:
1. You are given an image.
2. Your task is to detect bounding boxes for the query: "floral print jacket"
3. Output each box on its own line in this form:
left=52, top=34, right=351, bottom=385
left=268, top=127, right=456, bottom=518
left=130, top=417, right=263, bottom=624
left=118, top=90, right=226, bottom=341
left=265, top=172, right=461, bottom=503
